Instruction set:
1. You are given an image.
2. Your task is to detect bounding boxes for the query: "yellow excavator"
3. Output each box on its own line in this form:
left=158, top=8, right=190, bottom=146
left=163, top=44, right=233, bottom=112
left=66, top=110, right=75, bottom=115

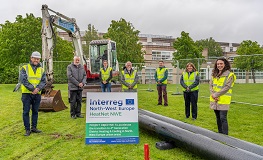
left=39, top=5, right=121, bottom=111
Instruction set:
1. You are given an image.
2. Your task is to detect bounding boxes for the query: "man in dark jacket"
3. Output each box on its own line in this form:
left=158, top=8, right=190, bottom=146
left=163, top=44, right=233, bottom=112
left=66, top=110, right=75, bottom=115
left=67, top=56, right=86, bottom=119
left=154, top=60, right=168, bottom=106
left=101, top=50, right=108, bottom=61
left=20, top=51, right=46, bottom=136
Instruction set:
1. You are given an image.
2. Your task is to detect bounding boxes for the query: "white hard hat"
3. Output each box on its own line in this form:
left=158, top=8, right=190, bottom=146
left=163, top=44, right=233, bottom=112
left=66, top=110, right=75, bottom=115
left=31, top=51, right=41, bottom=59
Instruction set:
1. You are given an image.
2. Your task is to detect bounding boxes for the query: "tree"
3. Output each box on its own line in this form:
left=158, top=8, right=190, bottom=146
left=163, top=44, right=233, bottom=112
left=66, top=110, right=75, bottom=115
left=53, top=35, right=74, bottom=61
left=103, top=18, right=144, bottom=66
left=172, top=31, right=204, bottom=69
left=196, top=37, right=223, bottom=58
left=82, top=24, right=101, bottom=58
left=0, top=14, right=42, bottom=83
left=235, top=40, right=263, bottom=83
left=0, top=14, right=74, bottom=83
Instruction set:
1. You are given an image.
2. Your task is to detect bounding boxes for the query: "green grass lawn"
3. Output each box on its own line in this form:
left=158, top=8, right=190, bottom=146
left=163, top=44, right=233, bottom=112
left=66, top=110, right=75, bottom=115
left=0, top=83, right=262, bottom=160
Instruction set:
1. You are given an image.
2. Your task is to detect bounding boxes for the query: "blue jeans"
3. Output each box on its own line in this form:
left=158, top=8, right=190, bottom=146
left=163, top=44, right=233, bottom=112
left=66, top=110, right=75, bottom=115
left=101, top=83, right=111, bottom=92
left=21, top=93, right=41, bottom=130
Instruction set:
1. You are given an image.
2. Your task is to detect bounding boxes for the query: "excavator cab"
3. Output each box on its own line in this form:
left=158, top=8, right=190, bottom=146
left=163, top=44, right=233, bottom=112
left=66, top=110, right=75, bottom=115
left=87, top=40, right=118, bottom=83
left=82, top=40, right=121, bottom=96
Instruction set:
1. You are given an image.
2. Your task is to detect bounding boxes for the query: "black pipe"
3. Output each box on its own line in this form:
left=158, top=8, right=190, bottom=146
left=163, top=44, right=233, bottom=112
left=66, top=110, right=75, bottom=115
left=139, top=113, right=263, bottom=160
left=139, top=109, right=263, bottom=157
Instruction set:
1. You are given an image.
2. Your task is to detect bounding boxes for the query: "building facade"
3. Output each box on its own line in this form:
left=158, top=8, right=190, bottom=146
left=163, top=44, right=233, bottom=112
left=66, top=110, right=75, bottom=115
left=60, top=32, right=263, bottom=84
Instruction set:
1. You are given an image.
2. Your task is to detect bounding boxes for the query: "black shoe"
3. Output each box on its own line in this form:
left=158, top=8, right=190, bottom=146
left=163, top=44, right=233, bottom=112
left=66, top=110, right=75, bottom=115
left=164, top=104, right=168, bottom=106
left=71, top=115, right=76, bottom=119
left=24, top=130, right=31, bottom=136
left=157, top=103, right=162, bottom=105
left=76, top=115, right=84, bottom=118
left=31, top=128, right=42, bottom=133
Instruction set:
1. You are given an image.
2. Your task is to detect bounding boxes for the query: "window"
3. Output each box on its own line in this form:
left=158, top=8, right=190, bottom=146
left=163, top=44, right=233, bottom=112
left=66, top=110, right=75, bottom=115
left=221, top=46, right=226, bottom=52
left=152, top=51, right=172, bottom=60
left=199, top=68, right=207, bottom=80
left=168, top=69, right=173, bottom=81
left=145, top=68, right=155, bottom=80
left=232, top=68, right=246, bottom=79
left=89, top=44, right=108, bottom=73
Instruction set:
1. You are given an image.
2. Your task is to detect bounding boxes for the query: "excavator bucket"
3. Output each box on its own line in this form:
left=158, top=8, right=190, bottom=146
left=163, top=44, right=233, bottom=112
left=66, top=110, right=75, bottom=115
left=39, top=90, right=67, bottom=112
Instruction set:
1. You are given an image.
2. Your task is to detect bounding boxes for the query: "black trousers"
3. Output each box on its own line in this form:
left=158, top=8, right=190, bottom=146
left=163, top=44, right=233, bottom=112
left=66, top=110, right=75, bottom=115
left=214, top=110, right=228, bottom=135
left=69, top=90, right=82, bottom=116
left=183, top=90, right=198, bottom=119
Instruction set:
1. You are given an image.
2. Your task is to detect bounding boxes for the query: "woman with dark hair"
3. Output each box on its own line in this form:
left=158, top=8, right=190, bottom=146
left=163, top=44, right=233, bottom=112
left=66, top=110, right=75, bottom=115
left=180, top=62, right=200, bottom=120
left=210, top=58, right=236, bottom=135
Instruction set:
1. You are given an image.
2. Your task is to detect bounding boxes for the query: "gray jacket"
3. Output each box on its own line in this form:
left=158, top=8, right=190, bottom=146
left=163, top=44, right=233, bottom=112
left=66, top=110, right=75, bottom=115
left=67, top=63, right=86, bottom=91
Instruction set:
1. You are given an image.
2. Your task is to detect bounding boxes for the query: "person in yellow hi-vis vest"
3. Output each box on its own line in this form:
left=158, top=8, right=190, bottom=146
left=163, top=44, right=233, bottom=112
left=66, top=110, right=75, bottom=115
left=155, top=60, right=168, bottom=106
left=20, top=51, right=46, bottom=136
left=120, top=61, right=139, bottom=92
left=210, top=58, right=236, bottom=135
left=180, top=62, right=200, bottom=120
left=99, top=60, right=112, bottom=92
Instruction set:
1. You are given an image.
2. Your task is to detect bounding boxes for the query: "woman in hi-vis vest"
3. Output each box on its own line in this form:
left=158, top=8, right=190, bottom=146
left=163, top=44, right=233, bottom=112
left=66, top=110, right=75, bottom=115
left=210, top=58, right=236, bottom=135
left=180, top=62, right=200, bottom=120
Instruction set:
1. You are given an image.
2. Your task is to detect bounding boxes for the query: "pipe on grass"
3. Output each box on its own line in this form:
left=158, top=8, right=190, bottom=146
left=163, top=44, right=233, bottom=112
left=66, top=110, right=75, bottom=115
left=139, top=109, right=263, bottom=156
left=139, top=110, right=263, bottom=160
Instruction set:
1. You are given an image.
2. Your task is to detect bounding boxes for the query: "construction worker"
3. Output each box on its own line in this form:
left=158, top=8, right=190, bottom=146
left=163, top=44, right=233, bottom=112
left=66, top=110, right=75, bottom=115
left=210, top=58, right=236, bottom=135
left=120, top=61, right=139, bottom=92
left=155, top=60, right=168, bottom=106
left=99, top=60, right=112, bottom=92
left=180, top=62, right=200, bottom=120
left=97, top=50, right=108, bottom=62
left=101, top=50, right=108, bottom=61
left=20, top=51, right=46, bottom=136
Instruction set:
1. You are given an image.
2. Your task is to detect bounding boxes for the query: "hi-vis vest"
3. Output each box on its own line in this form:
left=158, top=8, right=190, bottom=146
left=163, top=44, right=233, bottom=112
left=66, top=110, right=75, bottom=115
left=182, top=71, right=199, bottom=91
left=156, top=68, right=168, bottom=84
left=21, top=64, right=44, bottom=94
left=122, top=70, right=137, bottom=89
left=100, top=67, right=112, bottom=81
left=210, top=72, right=236, bottom=105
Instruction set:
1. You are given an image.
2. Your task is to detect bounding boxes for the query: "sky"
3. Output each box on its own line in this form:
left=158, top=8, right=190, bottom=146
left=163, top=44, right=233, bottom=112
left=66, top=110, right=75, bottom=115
left=1, top=0, right=262, bottom=45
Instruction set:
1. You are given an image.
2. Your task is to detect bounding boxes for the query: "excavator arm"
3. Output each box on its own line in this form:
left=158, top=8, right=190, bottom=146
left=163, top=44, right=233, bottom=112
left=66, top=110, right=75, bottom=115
left=40, top=4, right=121, bottom=103
left=41, top=4, right=85, bottom=88
left=40, top=4, right=87, bottom=111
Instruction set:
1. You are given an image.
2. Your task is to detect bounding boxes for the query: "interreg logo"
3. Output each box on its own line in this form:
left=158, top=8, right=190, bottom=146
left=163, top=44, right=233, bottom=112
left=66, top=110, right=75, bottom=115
left=90, top=99, right=123, bottom=106
left=126, top=99, right=135, bottom=105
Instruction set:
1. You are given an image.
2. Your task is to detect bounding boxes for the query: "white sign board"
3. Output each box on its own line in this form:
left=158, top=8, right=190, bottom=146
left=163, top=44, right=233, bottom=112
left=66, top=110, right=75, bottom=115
left=85, top=92, right=139, bottom=144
